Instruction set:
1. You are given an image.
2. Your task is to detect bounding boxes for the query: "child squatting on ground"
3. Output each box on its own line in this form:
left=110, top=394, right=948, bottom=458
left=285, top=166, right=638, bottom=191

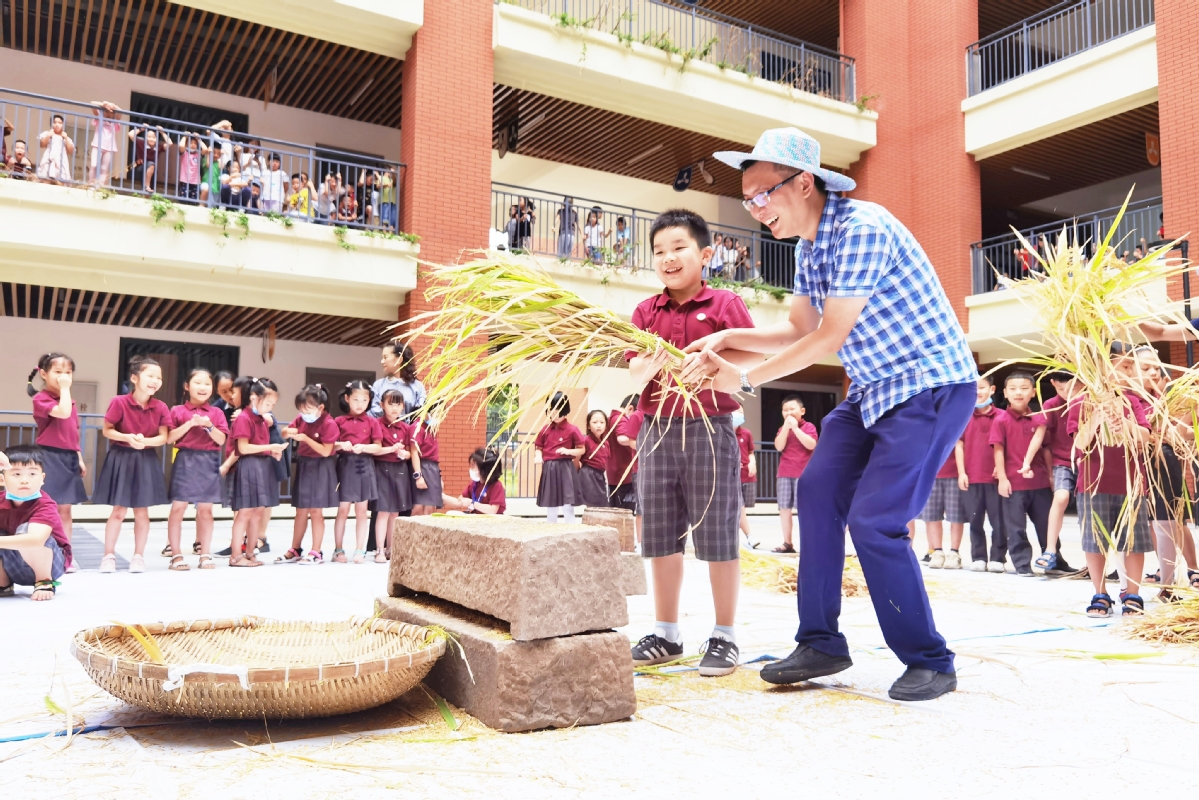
left=0, top=447, right=73, bottom=600
left=626, top=208, right=757, bottom=678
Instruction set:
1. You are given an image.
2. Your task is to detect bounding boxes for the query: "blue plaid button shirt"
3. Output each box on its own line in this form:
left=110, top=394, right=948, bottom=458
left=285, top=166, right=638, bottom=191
left=794, top=193, right=977, bottom=427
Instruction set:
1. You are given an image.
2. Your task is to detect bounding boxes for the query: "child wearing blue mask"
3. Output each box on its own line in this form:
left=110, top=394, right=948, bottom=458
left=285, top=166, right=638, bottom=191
left=0, top=447, right=71, bottom=600
left=280, top=384, right=339, bottom=565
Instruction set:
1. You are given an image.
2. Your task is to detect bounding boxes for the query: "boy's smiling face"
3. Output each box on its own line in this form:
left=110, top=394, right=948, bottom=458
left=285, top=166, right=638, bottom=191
left=652, top=225, right=711, bottom=294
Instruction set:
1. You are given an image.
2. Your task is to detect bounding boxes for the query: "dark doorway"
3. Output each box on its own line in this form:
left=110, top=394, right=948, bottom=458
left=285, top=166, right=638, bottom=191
left=129, top=93, right=249, bottom=134
left=117, top=338, right=240, bottom=408
left=304, top=368, right=378, bottom=405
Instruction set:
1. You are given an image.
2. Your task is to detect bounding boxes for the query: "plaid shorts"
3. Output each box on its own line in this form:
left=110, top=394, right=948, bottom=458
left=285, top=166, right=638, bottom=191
left=776, top=475, right=799, bottom=510
left=1077, top=492, right=1153, bottom=553
left=1052, top=465, right=1076, bottom=493
left=0, top=532, right=66, bottom=585
left=637, top=414, right=740, bottom=562
left=741, top=482, right=757, bottom=509
left=920, top=477, right=968, bottom=523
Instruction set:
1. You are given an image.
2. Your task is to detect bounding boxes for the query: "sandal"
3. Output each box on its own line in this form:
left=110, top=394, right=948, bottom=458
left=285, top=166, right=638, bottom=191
left=31, top=579, right=56, bottom=600
left=1143, top=570, right=1161, bottom=584
left=99, top=554, right=117, bottom=574
left=374, top=551, right=389, bottom=563
left=0, top=582, right=14, bottom=598
left=1034, top=552, right=1058, bottom=571
left=168, top=555, right=191, bottom=571
left=197, top=554, right=215, bottom=570
left=352, top=549, right=367, bottom=564
left=275, top=548, right=302, bottom=564
left=332, top=548, right=347, bottom=564
left=1189, top=570, right=1199, bottom=589
left=1086, top=593, right=1114, bottom=618
left=229, top=556, right=262, bottom=567
left=297, top=551, right=323, bottom=565
left=772, top=543, right=796, bottom=554
left=1121, top=594, right=1145, bottom=616
left=1158, top=587, right=1182, bottom=604
left=161, top=544, right=174, bottom=557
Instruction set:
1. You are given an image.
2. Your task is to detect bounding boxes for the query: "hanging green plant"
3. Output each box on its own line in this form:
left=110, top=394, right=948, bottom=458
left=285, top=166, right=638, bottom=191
left=148, top=194, right=185, bottom=233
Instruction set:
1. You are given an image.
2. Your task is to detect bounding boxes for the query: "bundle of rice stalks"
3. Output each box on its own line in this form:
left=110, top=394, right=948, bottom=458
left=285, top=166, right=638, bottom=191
left=738, top=550, right=868, bottom=598
left=1126, top=591, right=1199, bottom=646
left=393, top=252, right=713, bottom=443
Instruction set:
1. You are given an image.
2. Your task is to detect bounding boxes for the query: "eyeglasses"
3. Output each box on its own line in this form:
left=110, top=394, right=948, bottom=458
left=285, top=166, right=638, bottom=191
left=741, top=171, right=802, bottom=212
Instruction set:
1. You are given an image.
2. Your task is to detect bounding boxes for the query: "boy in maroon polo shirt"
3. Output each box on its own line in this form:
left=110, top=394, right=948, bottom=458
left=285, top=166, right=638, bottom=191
left=627, top=209, right=757, bottom=677
left=1020, top=371, right=1078, bottom=574
left=772, top=395, right=818, bottom=553
left=958, top=376, right=1006, bottom=572
left=0, top=447, right=71, bottom=600
left=606, top=394, right=639, bottom=511
left=990, top=372, right=1053, bottom=576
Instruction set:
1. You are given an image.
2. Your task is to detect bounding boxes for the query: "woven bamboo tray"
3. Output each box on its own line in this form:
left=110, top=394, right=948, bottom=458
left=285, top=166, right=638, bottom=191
left=70, top=616, right=446, bottom=720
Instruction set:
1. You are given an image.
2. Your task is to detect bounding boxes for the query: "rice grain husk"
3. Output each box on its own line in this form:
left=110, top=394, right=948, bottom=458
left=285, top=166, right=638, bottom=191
left=739, top=551, right=868, bottom=598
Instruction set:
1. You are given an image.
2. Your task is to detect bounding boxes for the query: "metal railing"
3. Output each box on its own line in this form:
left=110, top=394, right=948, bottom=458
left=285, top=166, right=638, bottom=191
left=0, top=88, right=405, bottom=230
left=493, top=430, right=783, bottom=501
left=0, top=410, right=293, bottom=501
left=970, top=196, right=1163, bottom=293
left=966, top=0, right=1155, bottom=95
left=502, top=0, right=854, bottom=102
left=493, top=183, right=798, bottom=289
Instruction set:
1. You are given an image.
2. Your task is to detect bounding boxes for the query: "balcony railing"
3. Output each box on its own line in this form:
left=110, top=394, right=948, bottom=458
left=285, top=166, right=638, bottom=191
left=966, top=0, right=1155, bottom=96
left=493, top=183, right=798, bottom=290
left=0, top=88, right=405, bottom=231
left=501, top=0, right=855, bottom=103
left=970, top=196, right=1163, bottom=293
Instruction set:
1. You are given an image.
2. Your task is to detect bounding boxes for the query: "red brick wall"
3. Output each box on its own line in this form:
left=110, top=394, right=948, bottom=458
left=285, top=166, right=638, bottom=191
left=399, top=0, right=494, bottom=490
left=840, top=0, right=981, bottom=324
left=1157, top=0, right=1199, bottom=367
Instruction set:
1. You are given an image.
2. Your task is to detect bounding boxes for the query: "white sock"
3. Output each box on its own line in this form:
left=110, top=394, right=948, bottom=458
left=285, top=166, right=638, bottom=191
left=654, top=621, right=680, bottom=643
left=712, top=624, right=736, bottom=644
left=547, top=506, right=558, bottom=523
left=564, top=505, right=576, bottom=523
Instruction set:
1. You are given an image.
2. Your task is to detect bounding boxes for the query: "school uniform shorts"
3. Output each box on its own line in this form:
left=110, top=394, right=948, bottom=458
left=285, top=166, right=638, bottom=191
left=1077, top=492, right=1152, bottom=554
left=920, top=477, right=968, bottom=524
left=740, top=482, right=757, bottom=509
left=776, top=475, right=800, bottom=511
left=1052, top=465, right=1076, bottom=493
left=637, top=415, right=740, bottom=562
left=0, top=530, right=66, bottom=585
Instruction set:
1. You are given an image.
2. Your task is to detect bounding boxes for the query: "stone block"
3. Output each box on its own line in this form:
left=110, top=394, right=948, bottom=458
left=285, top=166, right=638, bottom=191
left=582, top=506, right=636, bottom=552
left=621, top=552, right=647, bottom=596
left=376, top=596, right=636, bottom=733
left=388, top=516, right=627, bottom=641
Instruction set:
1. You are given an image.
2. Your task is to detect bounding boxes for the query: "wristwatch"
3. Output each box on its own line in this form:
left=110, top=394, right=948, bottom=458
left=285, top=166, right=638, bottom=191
left=412, top=471, right=422, bottom=479
left=739, top=369, right=756, bottom=395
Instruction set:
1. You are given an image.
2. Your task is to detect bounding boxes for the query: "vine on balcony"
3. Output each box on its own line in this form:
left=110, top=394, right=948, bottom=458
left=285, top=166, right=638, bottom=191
left=148, top=194, right=186, bottom=233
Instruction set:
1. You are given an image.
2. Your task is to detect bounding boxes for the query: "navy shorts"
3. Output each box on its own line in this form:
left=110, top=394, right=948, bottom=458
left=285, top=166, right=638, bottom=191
left=0, top=531, right=66, bottom=586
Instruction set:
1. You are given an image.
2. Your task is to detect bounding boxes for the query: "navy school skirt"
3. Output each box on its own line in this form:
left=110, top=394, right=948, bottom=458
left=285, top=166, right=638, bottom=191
left=412, top=461, right=442, bottom=508
left=537, top=458, right=578, bottom=508
left=230, top=454, right=280, bottom=510
left=575, top=464, right=610, bottom=508
left=292, top=455, right=339, bottom=509
left=168, top=448, right=223, bottom=504
left=375, top=460, right=414, bottom=513
left=39, top=445, right=88, bottom=505
left=336, top=452, right=378, bottom=503
left=93, top=446, right=168, bottom=509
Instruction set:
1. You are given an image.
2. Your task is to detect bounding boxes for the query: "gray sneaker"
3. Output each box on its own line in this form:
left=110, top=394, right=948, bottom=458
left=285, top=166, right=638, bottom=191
left=697, top=637, right=739, bottom=677
left=631, top=634, right=684, bottom=667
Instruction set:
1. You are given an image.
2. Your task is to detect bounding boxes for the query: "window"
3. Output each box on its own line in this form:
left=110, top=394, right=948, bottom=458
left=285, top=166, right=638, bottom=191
left=117, top=339, right=240, bottom=407
left=304, top=368, right=378, bottom=402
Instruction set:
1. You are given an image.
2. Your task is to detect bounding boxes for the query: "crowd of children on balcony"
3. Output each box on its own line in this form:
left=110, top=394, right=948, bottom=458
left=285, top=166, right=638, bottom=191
left=1, top=102, right=399, bottom=229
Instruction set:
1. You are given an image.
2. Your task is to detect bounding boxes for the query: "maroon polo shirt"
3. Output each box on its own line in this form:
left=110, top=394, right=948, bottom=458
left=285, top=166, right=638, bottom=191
left=415, top=425, right=439, bottom=463
left=230, top=408, right=272, bottom=446
left=336, top=414, right=382, bottom=446
left=935, top=453, right=958, bottom=480
left=581, top=433, right=609, bottom=471
left=0, top=494, right=72, bottom=569
left=170, top=403, right=229, bottom=451
left=463, top=480, right=506, bottom=514
left=376, top=418, right=413, bottom=463
left=535, top=419, right=585, bottom=461
left=736, top=426, right=756, bottom=484
left=290, top=413, right=339, bottom=458
left=626, top=284, right=754, bottom=418
left=960, top=405, right=999, bottom=484
left=989, top=406, right=1050, bottom=491
left=616, top=411, right=645, bottom=477
left=104, top=394, right=170, bottom=447
left=1040, top=395, right=1078, bottom=468
left=606, top=410, right=635, bottom=486
left=1067, top=393, right=1150, bottom=495
left=32, top=390, right=80, bottom=451
left=776, top=421, right=818, bottom=479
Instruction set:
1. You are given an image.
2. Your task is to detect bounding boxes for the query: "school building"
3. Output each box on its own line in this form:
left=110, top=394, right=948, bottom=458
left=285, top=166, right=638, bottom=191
left=0, top=0, right=1191, bottom=496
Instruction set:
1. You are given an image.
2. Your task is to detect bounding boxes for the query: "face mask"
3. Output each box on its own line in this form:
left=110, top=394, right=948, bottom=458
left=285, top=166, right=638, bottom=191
left=975, top=398, right=992, bottom=409
left=300, top=411, right=320, bottom=424
left=251, top=406, right=262, bottom=416
left=5, top=490, right=42, bottom=502
left=469, top=468, right=481, bottom=483
left=731, top=412, right=745, bottom=428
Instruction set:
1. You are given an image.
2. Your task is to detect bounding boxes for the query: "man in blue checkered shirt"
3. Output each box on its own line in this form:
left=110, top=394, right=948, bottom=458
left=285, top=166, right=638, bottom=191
left=683, top=128, right=978, bottom=702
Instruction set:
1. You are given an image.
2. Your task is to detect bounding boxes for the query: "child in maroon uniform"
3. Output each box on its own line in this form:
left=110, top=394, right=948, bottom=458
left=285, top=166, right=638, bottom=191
left=226, top=378, right=287, bottom=567
left=95, top=356, right=170, bottom=574
left=920, top=453, right=967, bottom=569
left=1021, top=371, right=1078, bottom=574
left=990, top=372, right=1054, bottom=576
left=958, top=376, right=1006, bottom=572
left=773, top=395, right=818, bottom=554
left=577, top=410, right=611, bottom=508
left=534, top=392, right=586, bottom=523
left=333, top=381, right=382, bottom=563
left=280, top=384, right=339, bottom=564
left=28, top=353, right=87, bottom=568
left=0, top=447, right=71, bottom=600
left=606, top=395, right=639, bottom=511
left=374, top=389, right=421, bottom=561
left=444, top=447, right=506, bottom=514
left=165, top=368, right=229, bottom=570
left=733, top=403, right=758, bottom=549
left=411, top=417, right=443, bottom=515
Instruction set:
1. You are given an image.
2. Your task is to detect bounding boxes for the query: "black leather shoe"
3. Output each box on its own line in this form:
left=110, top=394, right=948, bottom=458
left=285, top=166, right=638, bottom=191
left=888, top=667, right=957, bottom=701
left=759, top=645, right=852, bottom=685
